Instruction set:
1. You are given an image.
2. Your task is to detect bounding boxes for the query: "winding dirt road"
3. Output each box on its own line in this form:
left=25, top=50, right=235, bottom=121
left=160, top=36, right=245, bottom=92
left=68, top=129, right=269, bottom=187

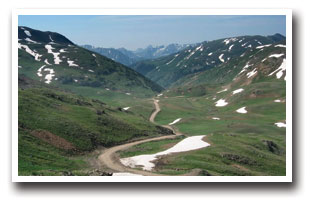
left=149, top=99, right=160, bottom=123
left=98, top=99, right=182, bottom=176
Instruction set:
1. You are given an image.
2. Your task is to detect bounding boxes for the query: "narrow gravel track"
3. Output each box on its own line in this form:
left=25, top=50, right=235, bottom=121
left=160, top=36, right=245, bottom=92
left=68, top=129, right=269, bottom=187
left=98, top=99, right=181, bottom=176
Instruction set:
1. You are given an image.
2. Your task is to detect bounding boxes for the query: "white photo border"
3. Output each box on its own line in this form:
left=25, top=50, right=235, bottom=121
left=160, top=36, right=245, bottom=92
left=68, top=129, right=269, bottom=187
left=12, top=8, right=292, bottom=182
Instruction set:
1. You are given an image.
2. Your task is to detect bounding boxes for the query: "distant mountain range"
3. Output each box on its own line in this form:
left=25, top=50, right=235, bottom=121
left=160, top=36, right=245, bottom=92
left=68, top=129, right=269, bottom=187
left=81, top=43, right=194, bottom=66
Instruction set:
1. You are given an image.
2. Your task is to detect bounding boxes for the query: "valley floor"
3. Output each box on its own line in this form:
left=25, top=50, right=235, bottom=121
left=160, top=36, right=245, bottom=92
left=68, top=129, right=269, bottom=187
left=103, top=82, right=286, bottom=176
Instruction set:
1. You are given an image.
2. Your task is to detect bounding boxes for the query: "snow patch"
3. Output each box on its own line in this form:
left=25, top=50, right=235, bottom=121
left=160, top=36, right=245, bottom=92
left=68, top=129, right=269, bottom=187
left=120, top=135, right=210, bottom=171
left=255, top=40, right=263, bottom=45
left=241, top=42, right=248, bottom=47
left=18, top=43, right=42, bottom=61
left=238, top=62, right=252, bottom=75
left=228, top=44, right=234, bottom=51
left=185, top=47, right=198, bottom=60
left=217, top=88, right=228, bottom=93
left=268, top=59, right=286, bottom=79
left=123, top=107, right=130, bottom=111
left=24, top=30, right=31, bottom=37
left=25, top=38, right=39, bottom=44
left=275, top=44, right=286, bottom=48
left=215, top=99, right=228, bottom=107
left=236, top=107, right=247, bottom=114
left=275, top=122, right=286, bottom=128
left=212, top=117, right=220, bottom=120
left=88, top=69, right=94, bottom=73
left=45, top=44, right=62, bottom=64
left=37, top=65, right=46, bottom=77
left=223, top=38, right=237, bottom=45
left=43, top=68, right=55, bottom=84
left=274, top=99, right=285, bottom=103
left=67, top=59, right=79, bottom=67
left=112, top=172, right=142, bottom=176
left=256, top=44, right=272, bottom=49
left=269, top=54, right=285, bottom=58
left=92, top=53, right=96, bottom=57
left=169, top=118, right=182, bottom=125
left=166, top=54, right=179, bottom=65
left=196, top=45, right=203, bottom=51
left=232, top=88, right=244, bottom=95
left=262, top=58, right=267, bottom=62
left=247, top=68, right=257, bottom=78
left=157, top=93, right=163, bottom=97
left=44, top=59, right=51, bottom=65
left=219, top=54, right=225, bottom=62
left=126, top=93, right=131, bottom=95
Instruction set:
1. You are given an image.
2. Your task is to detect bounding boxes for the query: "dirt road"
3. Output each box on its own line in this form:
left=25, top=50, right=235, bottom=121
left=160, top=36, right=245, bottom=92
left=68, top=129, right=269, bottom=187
left=98, top=99, right=182, bottom=176
left=149, top=99, right=160, bottom=123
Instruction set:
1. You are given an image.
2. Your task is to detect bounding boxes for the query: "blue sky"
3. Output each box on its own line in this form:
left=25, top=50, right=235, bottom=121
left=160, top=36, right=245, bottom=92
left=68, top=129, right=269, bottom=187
left=18, top=15, right=286, bottom=50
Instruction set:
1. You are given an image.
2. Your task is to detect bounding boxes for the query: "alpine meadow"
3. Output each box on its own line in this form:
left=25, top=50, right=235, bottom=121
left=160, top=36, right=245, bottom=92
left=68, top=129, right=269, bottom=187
left=16, top=14, right=289, bottom=179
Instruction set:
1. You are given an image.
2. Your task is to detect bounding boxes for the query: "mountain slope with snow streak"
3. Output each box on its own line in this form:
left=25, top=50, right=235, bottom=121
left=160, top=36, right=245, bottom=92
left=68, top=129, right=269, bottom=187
left=130, top=34, right=286, bottom=88
left=18, top=26, right=163, bottom=96
left=170, top=38, right=286, bottom=90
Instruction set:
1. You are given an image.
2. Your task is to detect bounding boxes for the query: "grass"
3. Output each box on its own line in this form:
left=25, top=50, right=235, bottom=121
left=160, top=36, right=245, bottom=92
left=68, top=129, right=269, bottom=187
left=19, top=86, right=164, bottom=150
left=118, top=135, right=185, bottom=158
left=18, top=37, right=286, bottom=176
left=18, top=129, right=88, bottom=176
left=119, top=80, right=286, bottom=176
left=17, top=79, right=170, bottom=175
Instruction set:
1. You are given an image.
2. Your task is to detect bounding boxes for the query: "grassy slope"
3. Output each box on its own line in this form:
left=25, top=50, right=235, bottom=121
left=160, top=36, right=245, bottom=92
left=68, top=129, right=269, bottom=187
left=18, top=40, right=163, bottom=98
left=18, top=129, right=87, bottom=176
left=171, top=44, right=286, bottom=88
left=119, top=77, right=286, bottom=176
left=116, top=44, right=287, bottom=176
left=18, top=78, right=170, bottom=175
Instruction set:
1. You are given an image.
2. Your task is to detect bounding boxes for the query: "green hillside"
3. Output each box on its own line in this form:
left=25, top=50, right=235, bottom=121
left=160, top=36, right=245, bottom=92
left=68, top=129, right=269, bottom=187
left=118, top=38, right=287, bottom=176
left=18, top=76, right=171, bottom=175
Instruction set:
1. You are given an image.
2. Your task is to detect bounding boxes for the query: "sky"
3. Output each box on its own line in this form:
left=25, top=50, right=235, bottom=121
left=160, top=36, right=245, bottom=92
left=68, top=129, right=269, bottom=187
left=18, top=15, right=286, bottom=50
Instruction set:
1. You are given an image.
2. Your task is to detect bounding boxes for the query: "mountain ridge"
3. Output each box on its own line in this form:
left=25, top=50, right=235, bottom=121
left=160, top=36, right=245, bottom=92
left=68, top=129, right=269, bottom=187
left=129, top=34, right=286, bottom=88
left=18, top=26, right=163, bottom=97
